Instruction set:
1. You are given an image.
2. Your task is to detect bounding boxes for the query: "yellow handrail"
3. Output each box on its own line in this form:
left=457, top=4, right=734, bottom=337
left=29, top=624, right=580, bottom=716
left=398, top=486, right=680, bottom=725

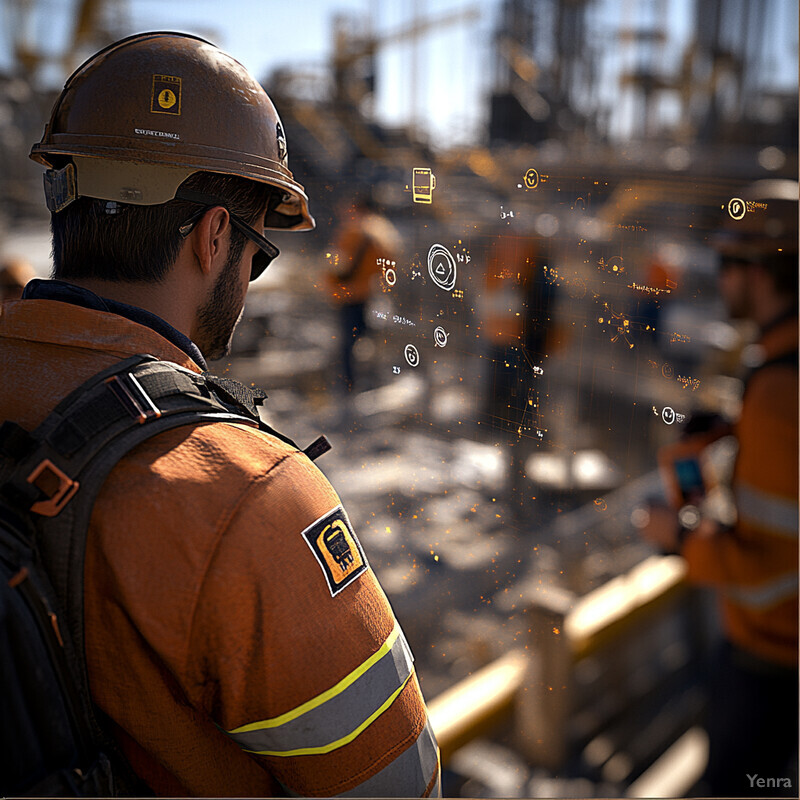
left=428, top=555, right=689, bottom=766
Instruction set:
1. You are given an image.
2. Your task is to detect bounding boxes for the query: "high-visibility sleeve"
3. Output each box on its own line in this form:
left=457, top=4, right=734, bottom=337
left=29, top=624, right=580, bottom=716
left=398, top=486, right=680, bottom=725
left=223, top=621, right=414, bottom=757
left=682, top=510, right=798, bottom=603
left=184, top=440, right=440, bottom=796
left=681, top=346, right=798, bottom=665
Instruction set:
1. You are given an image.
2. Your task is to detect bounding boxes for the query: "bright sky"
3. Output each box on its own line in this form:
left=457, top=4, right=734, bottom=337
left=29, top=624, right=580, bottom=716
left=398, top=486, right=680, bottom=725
left=3, top=0, right=798, bottom=147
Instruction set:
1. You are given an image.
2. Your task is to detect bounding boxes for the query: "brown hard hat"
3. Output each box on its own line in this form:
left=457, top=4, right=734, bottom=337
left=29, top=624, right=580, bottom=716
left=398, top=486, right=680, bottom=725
left=30, top=31, right=314, bottom=231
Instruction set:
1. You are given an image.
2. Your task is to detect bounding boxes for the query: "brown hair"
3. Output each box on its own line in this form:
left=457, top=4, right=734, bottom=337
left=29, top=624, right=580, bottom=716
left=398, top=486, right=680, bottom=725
left=51, top=171, right=274, bottom=282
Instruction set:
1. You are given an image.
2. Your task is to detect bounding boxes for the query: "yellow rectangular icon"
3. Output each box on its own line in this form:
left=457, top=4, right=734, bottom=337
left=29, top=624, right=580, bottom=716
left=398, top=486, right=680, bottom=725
left=412, top=168, right=436, bottom=204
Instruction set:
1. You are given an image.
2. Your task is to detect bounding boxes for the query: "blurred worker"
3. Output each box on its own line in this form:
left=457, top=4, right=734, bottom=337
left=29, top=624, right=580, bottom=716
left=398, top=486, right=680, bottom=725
left=480, top=228, right=554, bottom=435
left=0, top=257, right=35, bottom=301
left=1, top=33, right=438, bottom=797
left=639, top=180, right=798, bottom=798
left=327, top=194, right=399, bottom=391
left=635, top=251, right=681, bottom=350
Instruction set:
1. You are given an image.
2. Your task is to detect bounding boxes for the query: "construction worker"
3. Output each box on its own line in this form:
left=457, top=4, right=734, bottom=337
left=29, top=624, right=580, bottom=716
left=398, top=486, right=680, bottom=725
left=480, top=228, right=550, bottom=434
left=326, top=193, right=399, bottom=392
left=0, top=257, right=35, bottom=301
left=639, top=180, right=798, bottom=797
left=1, top=33, right=439, bottom=797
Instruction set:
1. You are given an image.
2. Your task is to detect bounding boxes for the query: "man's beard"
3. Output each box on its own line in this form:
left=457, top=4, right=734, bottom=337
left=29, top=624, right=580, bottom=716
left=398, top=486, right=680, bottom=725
left=196, top=242, right=246, bottom=361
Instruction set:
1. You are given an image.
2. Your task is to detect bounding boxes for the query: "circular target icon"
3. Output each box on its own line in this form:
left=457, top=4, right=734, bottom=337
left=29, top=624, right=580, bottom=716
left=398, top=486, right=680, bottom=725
left=427, top=244, right=457, bottom=291
left=662, top=406, right=676, bottom=425
left=433, top=326, right=448, bottom=347
left=404, top=344, right=420, bottom=367
left=384, top=268, right=397, bottom=286
left=523, top=168, right=540, bottom=190
left=727, top=197, right=746, bottom=221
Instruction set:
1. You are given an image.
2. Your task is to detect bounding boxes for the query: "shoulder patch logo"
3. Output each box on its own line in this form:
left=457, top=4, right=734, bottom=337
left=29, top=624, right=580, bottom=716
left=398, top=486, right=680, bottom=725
left=151, top=74, right=182, bottom=115
left=301, top=506, right=367, bottom=597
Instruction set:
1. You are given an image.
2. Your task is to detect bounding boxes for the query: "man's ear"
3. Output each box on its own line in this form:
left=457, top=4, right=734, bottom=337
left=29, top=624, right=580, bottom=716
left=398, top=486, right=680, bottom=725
left=189, top=206, right=230, bottom=276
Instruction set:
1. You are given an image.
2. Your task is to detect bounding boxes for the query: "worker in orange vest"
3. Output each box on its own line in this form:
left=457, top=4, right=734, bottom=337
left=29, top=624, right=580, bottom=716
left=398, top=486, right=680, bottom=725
left=326, top=194, right=399, bottom=392
left=640, top=180, right=798, bottom=797
left=480, top=229, right=554, bottom=437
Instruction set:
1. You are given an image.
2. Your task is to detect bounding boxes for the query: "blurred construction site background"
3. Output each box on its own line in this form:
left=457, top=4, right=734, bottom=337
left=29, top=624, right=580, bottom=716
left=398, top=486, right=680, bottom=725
left=1, top=1, right=797, bottom=797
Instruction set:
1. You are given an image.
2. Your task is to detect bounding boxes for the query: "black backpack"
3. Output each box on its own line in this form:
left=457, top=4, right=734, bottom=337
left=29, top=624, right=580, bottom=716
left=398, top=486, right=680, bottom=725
left=0, top=354, right=328, bottom=795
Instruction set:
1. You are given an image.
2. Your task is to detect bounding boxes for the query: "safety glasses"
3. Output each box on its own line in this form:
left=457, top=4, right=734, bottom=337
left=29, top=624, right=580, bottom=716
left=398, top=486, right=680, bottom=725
left=175, top=188, right=280, bottom=282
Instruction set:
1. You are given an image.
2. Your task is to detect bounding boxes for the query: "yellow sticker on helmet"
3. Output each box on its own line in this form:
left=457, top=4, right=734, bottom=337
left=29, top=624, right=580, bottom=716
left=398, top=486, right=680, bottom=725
left=151, top=75, right=181, bottom=115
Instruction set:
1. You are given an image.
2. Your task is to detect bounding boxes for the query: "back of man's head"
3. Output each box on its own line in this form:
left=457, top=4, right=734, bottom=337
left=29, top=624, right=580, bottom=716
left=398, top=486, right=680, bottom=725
left=30, top=32, right=315, bottom=284
left=51, top=173, right=271, bottom=283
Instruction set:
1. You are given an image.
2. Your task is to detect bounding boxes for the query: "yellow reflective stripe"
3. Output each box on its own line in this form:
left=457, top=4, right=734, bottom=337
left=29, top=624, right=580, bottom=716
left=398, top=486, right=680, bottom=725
left=228, top=622, right=401, bottom=735
left=244, top=672, right=412, bottom=757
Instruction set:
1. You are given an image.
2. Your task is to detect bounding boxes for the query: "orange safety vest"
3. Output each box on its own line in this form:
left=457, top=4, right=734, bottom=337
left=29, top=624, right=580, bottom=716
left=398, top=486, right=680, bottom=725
left=682, top=314, right=798, bottom=666
left=0, top=298, right=439, bottom=797
left=483, top=236, right=539, bottom=345
left=327, top=213, right=396, bottom=306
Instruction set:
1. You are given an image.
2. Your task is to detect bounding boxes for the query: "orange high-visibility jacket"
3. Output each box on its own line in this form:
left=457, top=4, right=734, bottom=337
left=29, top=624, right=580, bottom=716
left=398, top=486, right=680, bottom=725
left=327, top=213, right=397, bottom=306
left=0, top=297, right=440, bottom=797
left=682, top=314, right=798, bottom=666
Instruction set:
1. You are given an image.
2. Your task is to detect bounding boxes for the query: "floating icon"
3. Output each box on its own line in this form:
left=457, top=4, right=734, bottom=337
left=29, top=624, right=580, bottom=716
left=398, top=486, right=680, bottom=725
left=675, top=412, right=686, bottom=423
left=412, top=168, right=436, bottom=204
left=384, top=268, right=397, bottom=286
left=727, top=197, right=746, bottom=220
left=404, top=344, right=420, bottom=367
left=392, top=365, right=401, bottom=374
left=662, top=406, right=676, bottom=425
left=523, top=168, right=539, bottom=190
left=662, top=362, right=674, bottom=379
left=606, top=255, right=624, bottom=273
left=594, top=498, right=607, bottom=511
left=427, top=243, right=457, bottom=291
left=433, top=326, right=448, bottom=347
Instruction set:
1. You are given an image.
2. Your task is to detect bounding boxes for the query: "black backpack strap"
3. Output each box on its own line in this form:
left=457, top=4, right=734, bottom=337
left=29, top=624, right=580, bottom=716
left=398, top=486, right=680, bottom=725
left=0, top=355, right=330, bottom=794
left=202, top=372, right=267, bottom=418
left=202, top=369, right=332, bottom=460
left=0, top=356, right=260, bottom=795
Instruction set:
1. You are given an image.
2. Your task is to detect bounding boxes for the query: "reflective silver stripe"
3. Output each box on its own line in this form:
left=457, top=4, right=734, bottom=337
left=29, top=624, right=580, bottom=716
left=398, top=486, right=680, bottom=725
left=340, top=720, right=440, bottom=797
left=225, top=622, right=414, bottom=756
left=735, top=482, right=798, bottom=538
left=725, top=572, right=799, bottom=610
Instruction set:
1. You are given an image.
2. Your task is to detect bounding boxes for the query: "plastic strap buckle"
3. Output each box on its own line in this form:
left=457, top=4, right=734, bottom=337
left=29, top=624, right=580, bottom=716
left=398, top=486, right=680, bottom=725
left=27, top=459, right=80, bottom=517
left=105, top=373, right=162, bottom=424
left=43, top=163, right=77, bottom=213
